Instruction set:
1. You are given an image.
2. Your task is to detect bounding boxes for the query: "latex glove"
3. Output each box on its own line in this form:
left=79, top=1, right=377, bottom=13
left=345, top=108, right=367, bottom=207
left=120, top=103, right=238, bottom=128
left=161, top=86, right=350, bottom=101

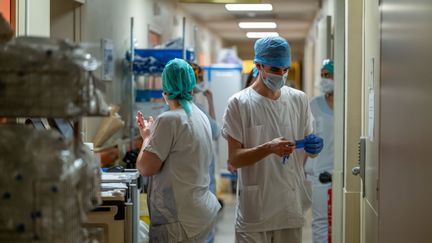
left=304, top=134, right=324, bottom=155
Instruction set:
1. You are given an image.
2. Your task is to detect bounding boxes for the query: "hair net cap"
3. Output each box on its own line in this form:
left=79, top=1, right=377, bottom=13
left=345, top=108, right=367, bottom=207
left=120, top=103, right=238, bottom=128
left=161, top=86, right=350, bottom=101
left=253, top=36, right=291, bottom=67
left=322, top=59, right=334, bottom=74
left=162, top=58, right=196, bottom=116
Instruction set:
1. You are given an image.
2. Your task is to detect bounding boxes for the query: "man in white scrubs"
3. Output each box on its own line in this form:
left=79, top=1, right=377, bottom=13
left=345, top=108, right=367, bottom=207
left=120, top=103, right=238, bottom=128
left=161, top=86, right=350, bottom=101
left=222, top=37, right=324, bottom=243
left=305, top=59, right=334, bottom=243
left=136, top=58, right=221, bottom=243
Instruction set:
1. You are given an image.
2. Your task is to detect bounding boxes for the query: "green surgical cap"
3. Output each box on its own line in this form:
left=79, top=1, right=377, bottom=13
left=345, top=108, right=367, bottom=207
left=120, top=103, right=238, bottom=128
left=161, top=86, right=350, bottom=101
left=162, top=58, right=196, bottom=116
left=322, top=59, right=334, bottom=74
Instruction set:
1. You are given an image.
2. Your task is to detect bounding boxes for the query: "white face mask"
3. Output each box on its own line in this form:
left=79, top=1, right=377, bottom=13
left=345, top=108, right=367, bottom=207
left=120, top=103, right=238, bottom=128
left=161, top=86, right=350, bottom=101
left=319, top=78, right=334, bottom=94
left=162, top=92, right=169, bottom=105
left=261, top=69, right=288, bottom=91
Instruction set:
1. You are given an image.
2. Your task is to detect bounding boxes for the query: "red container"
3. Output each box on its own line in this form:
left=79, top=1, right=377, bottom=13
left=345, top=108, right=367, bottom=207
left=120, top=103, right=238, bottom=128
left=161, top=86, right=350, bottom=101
left=328, top=188, right=332, bottom=243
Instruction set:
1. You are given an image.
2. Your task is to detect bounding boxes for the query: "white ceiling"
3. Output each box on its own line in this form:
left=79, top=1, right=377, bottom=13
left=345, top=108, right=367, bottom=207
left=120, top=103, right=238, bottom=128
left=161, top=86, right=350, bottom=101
left=179, top=0, right=320, bottom=60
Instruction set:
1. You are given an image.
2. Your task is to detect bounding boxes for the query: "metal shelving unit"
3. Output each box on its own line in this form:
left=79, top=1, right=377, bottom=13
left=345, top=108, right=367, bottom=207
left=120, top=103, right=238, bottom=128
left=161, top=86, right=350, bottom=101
left=126, top=17, right=194, bottom=140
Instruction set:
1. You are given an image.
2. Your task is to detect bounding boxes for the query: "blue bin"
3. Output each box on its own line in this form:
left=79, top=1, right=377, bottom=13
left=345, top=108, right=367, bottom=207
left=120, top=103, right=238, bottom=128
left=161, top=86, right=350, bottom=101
left=135, top=89, right=163, bottom=102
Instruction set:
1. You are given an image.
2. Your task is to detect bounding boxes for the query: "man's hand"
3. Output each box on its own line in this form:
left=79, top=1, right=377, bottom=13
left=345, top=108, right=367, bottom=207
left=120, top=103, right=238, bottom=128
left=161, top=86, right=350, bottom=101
left=136, top=111, right=154, bottom=139
left=267, top=137, right=295, bottom=157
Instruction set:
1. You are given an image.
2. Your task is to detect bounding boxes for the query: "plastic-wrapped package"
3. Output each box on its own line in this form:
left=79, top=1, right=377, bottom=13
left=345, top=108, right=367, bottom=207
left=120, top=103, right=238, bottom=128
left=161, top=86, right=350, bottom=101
left=0, top=36, right=109, bottom=117
left=76, top=141, right=103, bottom=213
left=92, top=105, right=125, bottom=147
left=0, top=125, right=101, bottom=243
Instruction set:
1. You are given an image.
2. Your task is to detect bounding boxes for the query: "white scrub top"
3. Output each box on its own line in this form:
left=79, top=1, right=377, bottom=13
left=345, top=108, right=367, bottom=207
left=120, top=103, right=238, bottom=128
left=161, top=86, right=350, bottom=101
left=222, top=86, right=313, bottom=233
left=145, top=103, right=221, bottom=239
left=305, top=95, right=334, bottom=176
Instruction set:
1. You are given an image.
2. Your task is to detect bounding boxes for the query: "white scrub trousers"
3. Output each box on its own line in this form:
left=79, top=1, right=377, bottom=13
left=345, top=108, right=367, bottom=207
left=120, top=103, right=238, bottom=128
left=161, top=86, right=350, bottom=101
left=235, top=228, right=302, bottom=243
left=311, top=181, right=332, bottom=243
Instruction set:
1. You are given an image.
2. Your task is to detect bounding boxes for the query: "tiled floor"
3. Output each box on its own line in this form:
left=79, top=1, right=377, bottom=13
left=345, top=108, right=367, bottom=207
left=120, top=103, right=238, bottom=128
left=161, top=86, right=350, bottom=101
left=214, top=194, right=236, bottom=243
left=214, top=193, right=313, bottom=243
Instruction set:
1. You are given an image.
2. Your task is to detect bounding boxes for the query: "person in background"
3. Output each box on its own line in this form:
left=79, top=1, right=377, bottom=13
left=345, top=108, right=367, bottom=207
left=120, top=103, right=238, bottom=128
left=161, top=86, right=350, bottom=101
left=136, top=58, right=221, bottom=243
left=222, top=36, right=324, bottom=243
left=244, top=70, right=257, bottom=89
left=188, top=61, right=220, bottom=243
left=305, top=59, right=335, bottom=243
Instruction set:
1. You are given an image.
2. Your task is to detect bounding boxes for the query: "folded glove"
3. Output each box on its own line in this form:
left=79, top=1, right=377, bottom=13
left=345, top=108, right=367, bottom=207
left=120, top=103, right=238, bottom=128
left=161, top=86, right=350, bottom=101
left=304, top=134, right=324, bottom=154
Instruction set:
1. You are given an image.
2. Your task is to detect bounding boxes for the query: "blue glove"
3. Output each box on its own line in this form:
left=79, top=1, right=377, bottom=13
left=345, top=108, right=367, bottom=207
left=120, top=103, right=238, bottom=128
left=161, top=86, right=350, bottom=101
left=304, top=134, right=324, bottom=154
left=295, top=139, right=306, bottom=149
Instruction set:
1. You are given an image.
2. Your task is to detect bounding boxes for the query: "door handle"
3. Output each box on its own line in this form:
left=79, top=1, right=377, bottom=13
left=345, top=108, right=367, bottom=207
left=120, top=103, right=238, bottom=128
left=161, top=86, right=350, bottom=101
left=352, top=166, right=360, bottom=176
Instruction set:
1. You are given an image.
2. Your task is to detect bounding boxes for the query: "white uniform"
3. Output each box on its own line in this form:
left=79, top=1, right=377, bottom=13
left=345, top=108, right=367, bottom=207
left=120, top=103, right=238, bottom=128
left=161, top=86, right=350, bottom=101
left=145, top=104, right=221, bottom=242
left=305, top=95, right=334, bottom=243
left=222, top=86, right=313, bottom=236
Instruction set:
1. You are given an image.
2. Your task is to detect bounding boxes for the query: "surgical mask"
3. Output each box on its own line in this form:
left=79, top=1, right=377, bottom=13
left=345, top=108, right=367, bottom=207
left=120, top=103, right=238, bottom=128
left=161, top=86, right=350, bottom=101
left=261, top=69, right=288, bottom=91
left=319, top=78, right=334, bottom=94
left=162, top=92, right=169, bottom=105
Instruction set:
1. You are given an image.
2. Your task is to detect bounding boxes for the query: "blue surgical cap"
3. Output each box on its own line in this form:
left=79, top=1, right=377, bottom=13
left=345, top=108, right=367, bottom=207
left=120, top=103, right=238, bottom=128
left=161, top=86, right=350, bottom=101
left=322, top=59, right=334, bottom=74
left=162, top=58, right=196, bottom=116
left=253, top=36, right=292, bottom=68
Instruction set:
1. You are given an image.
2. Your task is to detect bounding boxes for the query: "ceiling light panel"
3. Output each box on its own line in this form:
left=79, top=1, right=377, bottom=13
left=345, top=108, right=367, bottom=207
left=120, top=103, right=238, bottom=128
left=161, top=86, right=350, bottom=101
left=225, top=4, right=273, bottom=11
left=246, top=32, right=279, bottom=38
left=239, top=22, right=277, bottom=29
left=180, top=0, right=260, bottom=3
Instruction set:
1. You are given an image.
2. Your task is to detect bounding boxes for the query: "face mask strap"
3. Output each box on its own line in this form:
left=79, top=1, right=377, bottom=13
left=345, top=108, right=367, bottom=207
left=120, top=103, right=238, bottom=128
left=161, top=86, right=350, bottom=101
left=259, top=64, right=269, bottom=80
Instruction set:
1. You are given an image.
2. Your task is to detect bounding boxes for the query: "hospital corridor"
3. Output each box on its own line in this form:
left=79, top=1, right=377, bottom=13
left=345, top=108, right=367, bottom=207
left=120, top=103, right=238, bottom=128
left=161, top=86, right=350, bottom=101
left=0, top=0, right=431, bottom=243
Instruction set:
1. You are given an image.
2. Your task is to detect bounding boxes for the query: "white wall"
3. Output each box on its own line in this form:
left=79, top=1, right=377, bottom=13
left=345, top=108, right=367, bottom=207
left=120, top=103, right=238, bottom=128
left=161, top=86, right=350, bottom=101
left=303, top=0, right=335, bottom=97
left=81, top=0, right=151, bottom=107
left=322, top=0, right=336, bottom=25
left=303, top=31, right=316, bottom=96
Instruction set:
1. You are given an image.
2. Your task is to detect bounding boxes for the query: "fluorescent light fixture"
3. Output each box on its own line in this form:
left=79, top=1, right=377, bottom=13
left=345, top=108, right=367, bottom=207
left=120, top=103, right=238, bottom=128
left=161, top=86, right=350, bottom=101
left=239, top=22, right=277, bottom=29
left=225, top=4, right=273, bottom=11
left=180, top=0, right=261, bottom=2
left=246, top=32, right=279, bottom=38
